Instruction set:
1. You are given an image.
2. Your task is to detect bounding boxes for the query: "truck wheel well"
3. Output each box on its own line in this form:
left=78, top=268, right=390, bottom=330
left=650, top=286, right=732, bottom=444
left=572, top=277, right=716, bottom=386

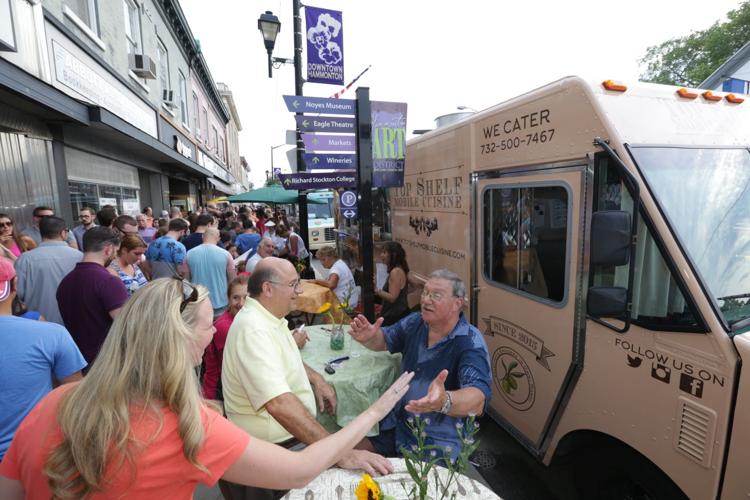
left=550, top=430, right=687, bottom=500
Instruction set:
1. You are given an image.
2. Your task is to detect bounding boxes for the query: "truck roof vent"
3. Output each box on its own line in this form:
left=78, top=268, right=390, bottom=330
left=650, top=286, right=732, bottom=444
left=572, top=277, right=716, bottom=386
left=674, top=396, right=716, bottom=468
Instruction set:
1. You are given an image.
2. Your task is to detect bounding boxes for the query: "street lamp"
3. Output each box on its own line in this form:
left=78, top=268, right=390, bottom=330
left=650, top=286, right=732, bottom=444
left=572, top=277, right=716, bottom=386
left=257, top=1, right=308, bottom=248
left=270, top=143, right=286, bottom=173
left=257, top=11, right=281, bottom=78
left=457, top=105, right=477, bottom=112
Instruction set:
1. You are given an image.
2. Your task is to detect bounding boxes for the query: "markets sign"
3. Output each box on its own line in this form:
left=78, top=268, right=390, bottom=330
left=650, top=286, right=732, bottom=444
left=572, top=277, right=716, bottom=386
left=372, top=100, right=407, bottom=188
left=305, top=6, right=344, bottom=85
left=302, top=133, right=356, bottom=152
left=278, top=172, right=356, bottom=190
left=283, top=95, right=355, bottom=115
left=304, top=153, right=357, bottom=170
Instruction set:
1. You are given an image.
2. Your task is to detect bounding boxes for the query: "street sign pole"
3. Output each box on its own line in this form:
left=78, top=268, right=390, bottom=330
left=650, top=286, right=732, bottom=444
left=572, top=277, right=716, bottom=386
left=293, top=0, right=309, bottom=249
left=356, top=87, right=375, bottom=322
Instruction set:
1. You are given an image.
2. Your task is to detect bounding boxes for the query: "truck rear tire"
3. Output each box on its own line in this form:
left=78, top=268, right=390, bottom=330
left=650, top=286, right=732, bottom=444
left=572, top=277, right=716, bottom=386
left=573, top=445, right=687, bottom=500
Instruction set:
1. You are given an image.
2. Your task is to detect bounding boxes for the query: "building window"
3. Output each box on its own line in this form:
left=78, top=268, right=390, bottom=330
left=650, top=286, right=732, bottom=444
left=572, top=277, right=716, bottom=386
left=483, top=184, right=569, bottom=303
left=68, top=181, right=140, bottom=217
left=219, top=136, right=225, bottom=162
left=157, top=38, right=169, bottom=98
left=178, top=71, right=188, bottom=126
left=201, top=107, right=208, bottom=142
left=123, top=0, right=141, bottom=54
left=64, top=0, right=99, bottom=34
left=211, top=126, right=218, bottom=152
left=192, top=93, right=200, bottom=138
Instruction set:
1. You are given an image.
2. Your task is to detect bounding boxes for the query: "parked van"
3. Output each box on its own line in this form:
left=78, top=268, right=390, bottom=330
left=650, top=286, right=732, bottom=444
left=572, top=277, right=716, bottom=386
left=307, top=190, right=335, bottom=252
left=389, top=77, right=750, bottom=498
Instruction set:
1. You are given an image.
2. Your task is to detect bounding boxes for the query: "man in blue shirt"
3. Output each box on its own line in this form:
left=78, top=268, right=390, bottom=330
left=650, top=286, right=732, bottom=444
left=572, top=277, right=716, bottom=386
left=0, top=257, right=86, bottom=459
left=350, top=269, right=492, bottom=461
left=186, top=228, right=235, bottom=318
left=235, top=219, right=261, bottom=257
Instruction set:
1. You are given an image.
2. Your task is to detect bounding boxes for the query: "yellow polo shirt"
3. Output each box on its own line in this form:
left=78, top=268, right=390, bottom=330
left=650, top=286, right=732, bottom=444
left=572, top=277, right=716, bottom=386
left=221, top=298, right=316, bottom=443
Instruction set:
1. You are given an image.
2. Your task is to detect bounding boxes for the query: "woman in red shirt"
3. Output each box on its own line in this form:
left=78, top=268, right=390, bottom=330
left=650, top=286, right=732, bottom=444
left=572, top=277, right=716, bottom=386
left=0, top=277, right=413, bottom=499
left=202, top=275, right=249, bottom=401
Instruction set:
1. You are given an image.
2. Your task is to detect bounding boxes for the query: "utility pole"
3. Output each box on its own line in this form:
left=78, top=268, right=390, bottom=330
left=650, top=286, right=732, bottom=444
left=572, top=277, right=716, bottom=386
left=293, top=0, right=309, bottom=246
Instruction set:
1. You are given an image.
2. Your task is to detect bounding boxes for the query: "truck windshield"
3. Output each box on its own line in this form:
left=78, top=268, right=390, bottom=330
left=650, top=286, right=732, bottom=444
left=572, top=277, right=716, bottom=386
left=631, top=147, right=750, bottom=329
left=308, top=200, right=333, bottom=219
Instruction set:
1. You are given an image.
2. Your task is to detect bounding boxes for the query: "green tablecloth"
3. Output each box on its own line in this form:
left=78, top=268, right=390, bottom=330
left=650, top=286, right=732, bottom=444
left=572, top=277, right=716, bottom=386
left=301, top=325, right=402, bottom=436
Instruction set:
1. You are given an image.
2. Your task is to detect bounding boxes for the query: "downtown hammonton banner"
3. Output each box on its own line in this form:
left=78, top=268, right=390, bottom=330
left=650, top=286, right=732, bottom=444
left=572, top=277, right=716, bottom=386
left=305, top=6, right=344, bottom=85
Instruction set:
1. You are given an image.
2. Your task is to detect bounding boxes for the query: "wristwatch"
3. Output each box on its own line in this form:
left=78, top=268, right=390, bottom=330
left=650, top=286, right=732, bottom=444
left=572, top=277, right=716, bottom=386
left=439, top=391, right=453, bottom=414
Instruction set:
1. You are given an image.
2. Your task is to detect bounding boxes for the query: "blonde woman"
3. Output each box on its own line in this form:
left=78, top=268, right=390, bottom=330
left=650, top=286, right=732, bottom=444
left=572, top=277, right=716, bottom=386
left=312, top=245, right=358, bottom=308
left=0, top=278, right=412, bottom=499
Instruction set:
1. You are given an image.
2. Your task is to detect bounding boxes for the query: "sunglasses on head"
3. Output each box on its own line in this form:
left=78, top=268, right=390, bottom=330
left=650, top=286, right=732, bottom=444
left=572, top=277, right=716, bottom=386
left=174, top=277, right=198, bottom=312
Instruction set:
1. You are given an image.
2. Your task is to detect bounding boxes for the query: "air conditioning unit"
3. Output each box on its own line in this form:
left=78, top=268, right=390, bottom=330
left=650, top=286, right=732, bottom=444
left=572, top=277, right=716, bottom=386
left=162, top=89, right=177, bottom=109
left=128, top=54, right=157, bottom=80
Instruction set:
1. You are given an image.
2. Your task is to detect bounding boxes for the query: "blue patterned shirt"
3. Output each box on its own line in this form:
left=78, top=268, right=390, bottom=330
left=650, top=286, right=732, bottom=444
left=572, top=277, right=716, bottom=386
left=381, top=312, right=492, bottom=460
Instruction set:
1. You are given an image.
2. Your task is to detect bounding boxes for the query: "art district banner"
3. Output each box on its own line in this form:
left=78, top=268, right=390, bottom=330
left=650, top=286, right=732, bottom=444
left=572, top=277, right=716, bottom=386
left=372, top=101, right=407, bottom=188
left=305, top=6, right=344, bottom=85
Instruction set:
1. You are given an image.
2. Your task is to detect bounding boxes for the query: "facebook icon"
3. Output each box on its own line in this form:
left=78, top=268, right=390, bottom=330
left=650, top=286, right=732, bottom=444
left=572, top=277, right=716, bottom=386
left=679, top=373, right=704, bottom=398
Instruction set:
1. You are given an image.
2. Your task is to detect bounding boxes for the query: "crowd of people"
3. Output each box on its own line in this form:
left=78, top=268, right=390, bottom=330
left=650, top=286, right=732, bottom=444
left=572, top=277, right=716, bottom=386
left=0, top=203, right=492, bottom=499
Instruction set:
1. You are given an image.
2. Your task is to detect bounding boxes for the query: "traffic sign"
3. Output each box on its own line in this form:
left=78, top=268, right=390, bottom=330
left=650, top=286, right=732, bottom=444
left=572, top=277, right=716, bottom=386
left=340, top=190, right=357, bottom=208
left=295, top=115, right=355, bottom=133
left=283, top=95, right=355, bottom=115
left=303, top=153, right=357, bottom=170
left=302, top=133, right=356, bottom=152
left=342, top=208, right=358, bottom=219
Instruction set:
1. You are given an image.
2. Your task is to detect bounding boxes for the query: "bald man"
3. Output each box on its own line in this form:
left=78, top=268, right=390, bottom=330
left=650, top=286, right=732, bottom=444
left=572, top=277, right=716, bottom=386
left=186, top=227, right=235, bottom=317
left=220, top=258, right=392, bottom=499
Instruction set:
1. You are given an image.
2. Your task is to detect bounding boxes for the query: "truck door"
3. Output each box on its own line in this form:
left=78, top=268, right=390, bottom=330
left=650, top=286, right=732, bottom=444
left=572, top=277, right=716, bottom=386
left=474, top=165, right=586, bottom=450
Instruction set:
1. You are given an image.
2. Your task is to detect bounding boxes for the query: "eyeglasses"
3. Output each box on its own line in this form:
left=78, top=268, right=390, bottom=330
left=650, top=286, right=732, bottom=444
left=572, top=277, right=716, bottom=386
left=0, top=221, right=12, bottom=228
left=175, top=278, right=199, bottom=312
left=421, top=290, right=451, bottom=302
left=269, top=279, right=302, bottom=291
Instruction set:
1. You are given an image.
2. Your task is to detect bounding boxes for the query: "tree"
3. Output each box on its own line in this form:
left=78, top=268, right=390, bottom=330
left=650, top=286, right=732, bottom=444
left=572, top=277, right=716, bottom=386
left=640, top=1, right=750, bottom=87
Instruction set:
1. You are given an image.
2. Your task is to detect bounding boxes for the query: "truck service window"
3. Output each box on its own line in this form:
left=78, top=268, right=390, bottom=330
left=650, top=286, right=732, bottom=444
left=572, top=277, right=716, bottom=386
left=483, top=185, right=568, bottom=303
left=593, top=156, right=701, bottom=331
left=630, top=147, right=750, bottom=330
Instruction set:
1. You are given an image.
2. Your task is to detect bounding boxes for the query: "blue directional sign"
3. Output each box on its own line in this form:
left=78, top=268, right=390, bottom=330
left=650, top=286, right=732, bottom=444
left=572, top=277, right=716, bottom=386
left=283, top=95, right=355, bottom=115
left=302, top=133, right=356, bottom=152
left=339, top=190, right=358, bottom=219
left=296, top=115, right=355, bottom=133
left=304, top=153, right=357, bottom=170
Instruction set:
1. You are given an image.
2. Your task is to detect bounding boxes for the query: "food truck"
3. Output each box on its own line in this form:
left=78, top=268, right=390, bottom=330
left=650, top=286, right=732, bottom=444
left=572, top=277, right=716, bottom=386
left=389, top=76, right=750, bottom=498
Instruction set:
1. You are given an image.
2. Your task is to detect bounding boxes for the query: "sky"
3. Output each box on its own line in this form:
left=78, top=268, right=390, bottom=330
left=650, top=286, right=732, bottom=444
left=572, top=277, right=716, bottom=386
left=179, top=0, right=744, bottom=188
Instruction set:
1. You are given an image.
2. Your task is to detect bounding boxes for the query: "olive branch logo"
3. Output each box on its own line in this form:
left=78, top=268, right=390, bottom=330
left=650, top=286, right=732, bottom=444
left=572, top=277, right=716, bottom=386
left=499, top=358, right=526, bottom=394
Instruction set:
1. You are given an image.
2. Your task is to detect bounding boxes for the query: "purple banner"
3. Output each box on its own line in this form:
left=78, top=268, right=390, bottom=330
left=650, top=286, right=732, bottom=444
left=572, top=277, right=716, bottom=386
left=372, top=100, right=407, bottom=188
left=279, top=172, right=356, bottom=190
left=302, top=133, right=356, bottom=152
left=305, top=6, right=344, bottom=85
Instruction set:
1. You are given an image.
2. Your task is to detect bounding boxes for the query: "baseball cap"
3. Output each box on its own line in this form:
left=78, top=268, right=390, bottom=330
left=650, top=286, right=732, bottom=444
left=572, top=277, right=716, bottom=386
left=0, top=257, right=16, bottom=302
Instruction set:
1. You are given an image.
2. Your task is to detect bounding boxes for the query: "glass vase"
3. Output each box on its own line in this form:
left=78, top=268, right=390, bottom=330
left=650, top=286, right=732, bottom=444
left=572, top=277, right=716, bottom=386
left=330, top=324, right=345, bottom=351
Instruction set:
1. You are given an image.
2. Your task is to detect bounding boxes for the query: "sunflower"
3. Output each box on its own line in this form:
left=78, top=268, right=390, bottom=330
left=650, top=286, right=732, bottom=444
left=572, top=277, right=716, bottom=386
left=355, top=473, right=381, bottom=500
left=316, top=302, right=332, bottom=314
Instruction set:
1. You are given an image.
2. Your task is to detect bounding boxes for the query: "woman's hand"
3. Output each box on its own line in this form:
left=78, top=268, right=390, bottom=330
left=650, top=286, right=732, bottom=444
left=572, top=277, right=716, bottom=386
left=370, top=371, right=414, bottom=419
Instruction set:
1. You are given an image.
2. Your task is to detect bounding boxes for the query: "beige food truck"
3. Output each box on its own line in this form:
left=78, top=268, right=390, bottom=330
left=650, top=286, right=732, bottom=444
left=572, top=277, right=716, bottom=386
left=389, top=76, right=750, bottom=498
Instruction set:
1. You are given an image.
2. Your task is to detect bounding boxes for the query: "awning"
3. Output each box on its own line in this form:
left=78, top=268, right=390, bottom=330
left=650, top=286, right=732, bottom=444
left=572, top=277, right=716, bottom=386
left=207, top=177, right=236, bottom=195
left=88, top=107, right=212, bottom=178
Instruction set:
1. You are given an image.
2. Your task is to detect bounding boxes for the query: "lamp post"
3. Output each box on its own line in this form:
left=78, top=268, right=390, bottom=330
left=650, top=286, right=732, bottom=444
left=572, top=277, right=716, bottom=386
left=457, top=105, right=478, bottom=112
left=257, top=1, right=308, bottom=248
left=270, top=142, right=287, bottom=175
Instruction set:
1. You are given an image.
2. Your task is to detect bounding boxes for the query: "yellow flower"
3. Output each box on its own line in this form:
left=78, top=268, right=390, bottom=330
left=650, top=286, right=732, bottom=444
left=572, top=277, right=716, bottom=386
left=338, top=302, right=348, bottom=310
left=355, top=473, right=380, bottom=500
left=316, top=302, right=332, bottom=314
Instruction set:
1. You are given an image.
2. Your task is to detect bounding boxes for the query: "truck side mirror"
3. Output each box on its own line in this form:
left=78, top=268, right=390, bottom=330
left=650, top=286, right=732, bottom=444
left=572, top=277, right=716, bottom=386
left=590, top=210, right=631, bottom=266
left=587, top=286, right=628, bottom=317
